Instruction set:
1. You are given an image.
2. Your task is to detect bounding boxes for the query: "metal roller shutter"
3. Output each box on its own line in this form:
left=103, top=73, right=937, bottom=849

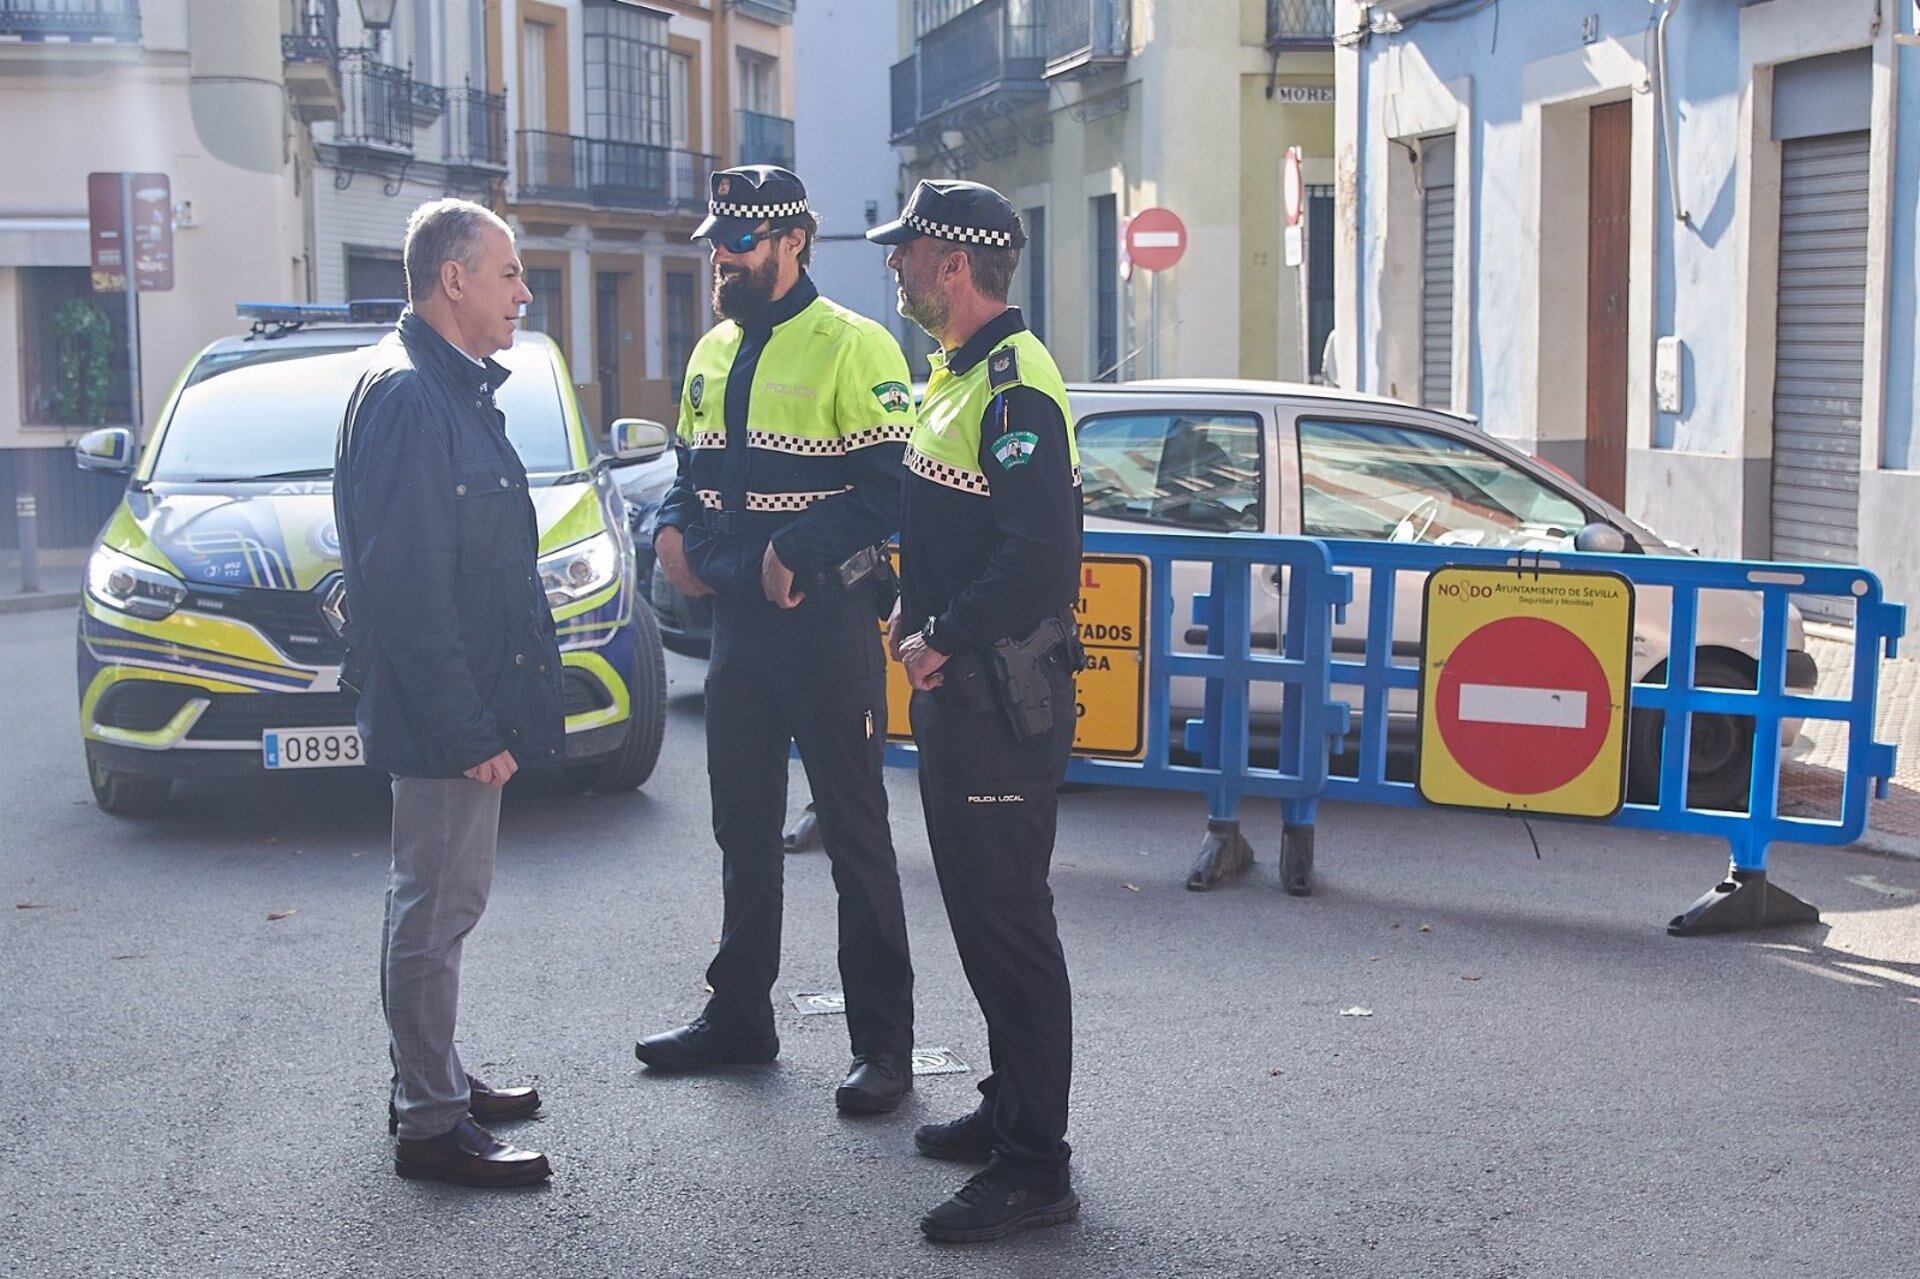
left=1421, top=135, right=1456, bottom=411
left=1769, top=130, right=1869, bottom=574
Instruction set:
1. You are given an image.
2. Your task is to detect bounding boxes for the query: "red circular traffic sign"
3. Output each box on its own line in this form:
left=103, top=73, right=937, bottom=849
left=1432, top=616, right=1613, bottom=795
left=1124, top=207, right=1186, bottom=272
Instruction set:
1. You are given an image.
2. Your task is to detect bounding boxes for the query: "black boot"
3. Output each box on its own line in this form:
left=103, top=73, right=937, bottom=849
left=913, top=1109, right=993, bottom=1163
left=634, top=1015, right=779, bottom=1071
left=919, top=1165, right=1079, bottom=1243
left=834, top=1053, right=911, bottom=1115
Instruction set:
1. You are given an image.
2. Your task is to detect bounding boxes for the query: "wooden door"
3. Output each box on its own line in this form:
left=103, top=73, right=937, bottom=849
left=1585, top=100, right=1632, bottom=506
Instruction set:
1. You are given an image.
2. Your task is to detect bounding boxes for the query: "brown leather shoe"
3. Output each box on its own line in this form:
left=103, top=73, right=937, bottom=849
left=466, top=1074, right=541, bottom=1125
left=394, top=1117, right=552, bottom=1188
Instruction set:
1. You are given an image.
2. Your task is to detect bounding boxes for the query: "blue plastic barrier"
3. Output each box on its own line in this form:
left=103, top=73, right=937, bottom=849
left=883, top=527, right=1352, bottom=890
left=1305, top=539, right=1905, bottom=933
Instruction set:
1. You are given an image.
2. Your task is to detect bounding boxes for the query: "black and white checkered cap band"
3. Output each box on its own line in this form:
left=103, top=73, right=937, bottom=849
left=905, top=211, right=1015, bottom=247
left=710, top=199, right=810, bottom=219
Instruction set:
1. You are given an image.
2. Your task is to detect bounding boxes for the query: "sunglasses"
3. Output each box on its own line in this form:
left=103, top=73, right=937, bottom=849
left=710, top=227, right=785, bottom=254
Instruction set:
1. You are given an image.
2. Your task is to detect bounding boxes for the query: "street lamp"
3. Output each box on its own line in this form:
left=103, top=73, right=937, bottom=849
left=357, top=0, right=399, bottom=55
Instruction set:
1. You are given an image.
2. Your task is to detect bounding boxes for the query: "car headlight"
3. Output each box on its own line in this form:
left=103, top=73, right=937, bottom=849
left=538, top=531, right=618, bottom=609
left=86, top=545, right=187, bottom=620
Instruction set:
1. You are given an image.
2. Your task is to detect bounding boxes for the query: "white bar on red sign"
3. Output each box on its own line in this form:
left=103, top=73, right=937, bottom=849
left=1131, top=231, right=1182, bottom=247
left=1457, top=684, right=1588, bottom=730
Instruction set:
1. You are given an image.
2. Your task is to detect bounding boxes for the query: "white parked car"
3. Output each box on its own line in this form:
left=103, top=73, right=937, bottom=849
left=1072, top=379, right=1816, bottom=811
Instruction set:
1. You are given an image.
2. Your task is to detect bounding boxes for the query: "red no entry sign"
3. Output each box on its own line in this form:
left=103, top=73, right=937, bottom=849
left=1419, top=567, right=1634, bottom=818
left=1124, top=207, right=1186, bottom=272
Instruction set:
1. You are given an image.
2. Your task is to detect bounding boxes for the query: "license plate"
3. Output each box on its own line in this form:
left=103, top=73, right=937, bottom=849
left=263, top=727, right=364, bottom=770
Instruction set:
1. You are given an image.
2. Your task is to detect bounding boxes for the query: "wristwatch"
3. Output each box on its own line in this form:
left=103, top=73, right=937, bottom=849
left=919, top=615, right=940, bottom=651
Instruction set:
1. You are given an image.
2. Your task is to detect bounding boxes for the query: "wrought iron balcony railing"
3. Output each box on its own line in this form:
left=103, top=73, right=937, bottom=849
left=891, top=0, right=1046, bottom=139
left=737, top=110, right=795, bottom=169
left=446, top=86, right=507, bottom=171
left=516, top=131, right=713, bottom=214
left=0, top=0, right=141, bottom=42
left=1039, top=0, right=1127, bottom=76
left=336, top=51, right=413, bottom=153
left=1266, top=0, right=1334, bottom=49
left=281, top=0, right=338, bottom=64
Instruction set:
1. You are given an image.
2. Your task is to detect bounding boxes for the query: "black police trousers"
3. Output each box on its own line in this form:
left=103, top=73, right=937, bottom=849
left=911, top=652, right=1076, bottom=1185
left=701, top=590, right=914, bottom=1058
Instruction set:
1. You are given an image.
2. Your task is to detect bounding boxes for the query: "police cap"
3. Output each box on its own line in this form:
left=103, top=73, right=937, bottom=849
left=866, top=179, right=1027, bottom=250
left=693, top=165, right=811, bottom=243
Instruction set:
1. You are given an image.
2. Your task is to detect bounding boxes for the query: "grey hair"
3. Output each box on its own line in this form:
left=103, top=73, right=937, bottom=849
left=403, top=198, right=513, bottom=305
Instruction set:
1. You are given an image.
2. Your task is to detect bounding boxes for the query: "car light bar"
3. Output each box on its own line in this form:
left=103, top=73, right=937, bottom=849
left=235, top=299, right=406, bottom=325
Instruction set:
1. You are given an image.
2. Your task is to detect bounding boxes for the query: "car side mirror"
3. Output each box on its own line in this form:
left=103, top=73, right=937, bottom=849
left=75, top=428, right=135, bottom=475
left=1574, top=522, right=1630, bottom=554
left=608, top=418, right=671, bottom=464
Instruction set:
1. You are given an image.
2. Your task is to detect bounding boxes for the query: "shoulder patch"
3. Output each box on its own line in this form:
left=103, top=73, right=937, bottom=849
left=688, top=373, right=705, bottom=411
left=990, top=430, right=1039, bottom=469
left=987, top=345, right=1020, bottom=393
left=872, top=381, right=911, bottom=413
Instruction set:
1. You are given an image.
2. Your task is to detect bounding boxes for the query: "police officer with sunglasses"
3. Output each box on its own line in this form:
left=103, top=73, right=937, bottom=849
left=636, top=166, right=919, bottom=1118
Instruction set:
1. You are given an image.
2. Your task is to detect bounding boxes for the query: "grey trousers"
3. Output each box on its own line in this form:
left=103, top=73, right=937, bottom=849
left=381, top=775, right=501, bottom=1141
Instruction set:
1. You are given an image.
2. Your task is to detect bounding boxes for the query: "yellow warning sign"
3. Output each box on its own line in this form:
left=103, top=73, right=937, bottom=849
left=885, top=553, right=1149, bottom=760
left=1418, top=566, right=1635, bottom=818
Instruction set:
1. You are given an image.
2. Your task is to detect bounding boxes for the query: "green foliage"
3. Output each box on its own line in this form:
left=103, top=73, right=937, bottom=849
left=50, top=298, right=117, bottom=426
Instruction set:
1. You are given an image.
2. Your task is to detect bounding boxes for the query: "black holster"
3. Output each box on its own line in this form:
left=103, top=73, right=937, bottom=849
left=812, top=544, right=898, bottom=621
left=980, top=615, right=1085, bottom=742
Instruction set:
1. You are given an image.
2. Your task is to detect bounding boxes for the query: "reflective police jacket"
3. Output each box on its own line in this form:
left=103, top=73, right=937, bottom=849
left=654, top=274, right=915, bottom=606
left=899, top=307, right=1083, bottom=653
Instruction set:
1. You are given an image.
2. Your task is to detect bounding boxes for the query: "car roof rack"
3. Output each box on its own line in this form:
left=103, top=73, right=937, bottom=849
left=236, top=299, right=405, bottom=338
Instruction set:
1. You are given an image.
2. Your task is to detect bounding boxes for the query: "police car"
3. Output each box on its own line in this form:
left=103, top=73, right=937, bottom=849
left=72, top=301, right=668, bottom=813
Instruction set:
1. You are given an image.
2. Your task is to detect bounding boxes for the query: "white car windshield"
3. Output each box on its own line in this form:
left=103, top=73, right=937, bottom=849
left=146, top=338, right=573, bottom=483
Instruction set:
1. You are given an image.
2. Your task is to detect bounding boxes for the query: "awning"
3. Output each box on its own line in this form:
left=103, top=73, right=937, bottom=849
left=0, top=215, right=89, bottom=268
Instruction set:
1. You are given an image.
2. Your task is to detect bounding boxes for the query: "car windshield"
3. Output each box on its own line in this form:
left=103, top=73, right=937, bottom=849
left=146, top=336, right=573, bottom=482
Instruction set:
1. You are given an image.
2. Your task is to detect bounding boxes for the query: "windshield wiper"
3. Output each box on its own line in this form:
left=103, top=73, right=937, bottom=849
left=183, top=467, right=335, bottom=482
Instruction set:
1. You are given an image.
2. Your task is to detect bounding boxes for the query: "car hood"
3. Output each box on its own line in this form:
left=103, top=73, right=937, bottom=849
left=104, top=481, right=603, bottom=589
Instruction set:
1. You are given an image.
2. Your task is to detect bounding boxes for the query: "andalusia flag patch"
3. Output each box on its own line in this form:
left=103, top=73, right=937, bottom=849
left=991, top=430, right=1039, bottom=468
left=872, top=381, right=912, bottom=413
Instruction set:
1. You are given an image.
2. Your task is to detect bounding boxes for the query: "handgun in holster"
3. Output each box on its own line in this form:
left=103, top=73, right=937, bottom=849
left=812, top=543, right=898, bottom=620
left=983, top=615, right=1086, bottom=742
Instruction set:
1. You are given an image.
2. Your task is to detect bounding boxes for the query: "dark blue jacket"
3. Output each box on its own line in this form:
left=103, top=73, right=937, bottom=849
left=333, top=312, right=564, bottom=779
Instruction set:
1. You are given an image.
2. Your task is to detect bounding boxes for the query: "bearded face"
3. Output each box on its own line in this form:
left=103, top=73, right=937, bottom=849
left=892, top=239, right=951, bottom=337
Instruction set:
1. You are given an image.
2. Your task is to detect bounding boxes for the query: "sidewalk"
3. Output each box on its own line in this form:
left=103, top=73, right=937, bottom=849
left=1782, top=624, right=1920, bottom=858
left=0, top=547, right=86, bottom=615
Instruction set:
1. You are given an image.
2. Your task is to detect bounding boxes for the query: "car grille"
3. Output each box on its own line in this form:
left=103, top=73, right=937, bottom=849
left=563, top=669, right=612, bottom=716
left=187, top=690, right=358, bottom=741
left=96, top=681, right=199, bottom=732
left=184, top=580, right=346, bottom=666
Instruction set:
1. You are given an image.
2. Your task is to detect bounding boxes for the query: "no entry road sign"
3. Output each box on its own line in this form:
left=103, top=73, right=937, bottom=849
left=1418, top=566, right=1635, bottom=817
left=1124, top=207, right=1186, bottom=273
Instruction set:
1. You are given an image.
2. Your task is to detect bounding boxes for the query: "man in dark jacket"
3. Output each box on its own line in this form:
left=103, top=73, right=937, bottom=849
left=334, top=197, right=559, bottom=1188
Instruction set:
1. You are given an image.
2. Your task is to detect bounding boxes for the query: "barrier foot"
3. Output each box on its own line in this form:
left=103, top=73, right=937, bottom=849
left=1667, top=869, right=1820, bottom=936
left=1278, top=825, right=1315, bottom=897
left=1187, top=819, right=1254, bottom=892
left=783, top=803, right=821, bottom=854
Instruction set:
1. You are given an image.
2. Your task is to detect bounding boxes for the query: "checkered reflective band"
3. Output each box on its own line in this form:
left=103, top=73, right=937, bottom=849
left=907, top=445, right=992, bottom=496
left=842, top=422, right=913, bottom=451
left=698, top=487, right=851, bottom=512
left=711, top=198, right=810, bottom=219
left=904, top=211, right=1015, bottom=247
left=689, top=430, right=726, bottom=450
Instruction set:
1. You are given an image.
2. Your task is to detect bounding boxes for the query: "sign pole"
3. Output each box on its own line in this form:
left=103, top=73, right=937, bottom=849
left=119, top=172, right=143, bottom=439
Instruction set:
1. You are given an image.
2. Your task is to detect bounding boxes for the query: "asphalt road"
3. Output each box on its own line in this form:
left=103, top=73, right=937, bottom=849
left=3, top=606, right=1918, bottom=1278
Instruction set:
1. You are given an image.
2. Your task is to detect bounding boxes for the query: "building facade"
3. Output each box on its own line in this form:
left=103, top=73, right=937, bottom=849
left=1336, top=0, right=1920, bottom=614
left=889, top=0, right=1337, bottom=383
left=0, top=0, right=312, bottom=547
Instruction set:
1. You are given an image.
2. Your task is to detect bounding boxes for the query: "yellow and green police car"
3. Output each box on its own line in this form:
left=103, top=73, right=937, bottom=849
left=72, top=301, right=667, bottom=814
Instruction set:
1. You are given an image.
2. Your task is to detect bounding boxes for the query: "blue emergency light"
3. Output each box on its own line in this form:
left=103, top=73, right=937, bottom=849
left=235, top=299, right=406, bottom=329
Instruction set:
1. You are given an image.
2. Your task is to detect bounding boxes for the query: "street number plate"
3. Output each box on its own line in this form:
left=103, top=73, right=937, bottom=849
left=263, top=727, right=363, bottom=770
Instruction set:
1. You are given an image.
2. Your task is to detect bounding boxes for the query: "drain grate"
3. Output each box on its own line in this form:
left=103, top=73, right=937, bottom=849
left=788, top=990, right=847, bottom=1016
left=911, top=1047, right=969, bottom=1076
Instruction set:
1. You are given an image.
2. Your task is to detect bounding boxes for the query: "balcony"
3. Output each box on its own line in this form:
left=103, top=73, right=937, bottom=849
left=445, top=85, right=507, bottom=181
left=0, top=0, right=141, bottom=41
left=737, top=109, right=795, bottom=169
left=732, top=0, right=794, bottom=24
left=1039, top=0, right=1127, bottom=79
left=516, top=131, right=713, bottom=215
left=1266, top=0, right=1334, bottom=49
left=890, top=0, right=1045, bottom=141
left=282, top=0, right=341, bottom=124
left=334, top=51, right=413, bottom=155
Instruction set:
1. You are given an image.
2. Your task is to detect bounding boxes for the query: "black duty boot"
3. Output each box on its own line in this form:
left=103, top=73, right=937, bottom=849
left=834, top=1053, right=911, bottom=1115
left=913, top=1109, right=993, bottom=1163
left=634, top=1015, right=779, bottom=1071
left=919, top=1166, right=1079, bottom=1243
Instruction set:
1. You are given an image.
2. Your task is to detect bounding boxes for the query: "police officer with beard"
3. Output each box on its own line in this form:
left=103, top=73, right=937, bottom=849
left=636, top=166, right=919, bottom=1118
left=869, top=181, right=1085, bottom=1243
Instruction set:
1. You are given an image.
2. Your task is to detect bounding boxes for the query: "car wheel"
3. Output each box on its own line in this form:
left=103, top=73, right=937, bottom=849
left=85, top=744, right=171, bottom=815
left=570, top=606, right=668, bottom=793
left=1626, top=655, right=1756, bottom=813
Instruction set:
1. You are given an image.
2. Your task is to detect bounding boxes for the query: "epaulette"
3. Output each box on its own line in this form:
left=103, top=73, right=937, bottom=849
left=986, top=343, right=1021, bottom=393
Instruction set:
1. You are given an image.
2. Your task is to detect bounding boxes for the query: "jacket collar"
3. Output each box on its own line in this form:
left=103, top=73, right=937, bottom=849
left=398, top=309, right=512, bottom=396
left=945, top=307, right=1027, bottom=378
left=736, top=271, right=818, bottom=337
